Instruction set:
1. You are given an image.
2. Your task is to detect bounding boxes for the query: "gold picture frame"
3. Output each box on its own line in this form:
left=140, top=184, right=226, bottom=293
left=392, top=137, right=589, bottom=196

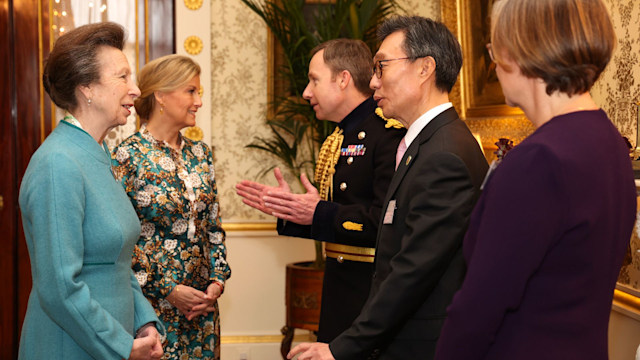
left=441, top=0, right=534, bottom=160
left=441, top=0, right=522, bottom=119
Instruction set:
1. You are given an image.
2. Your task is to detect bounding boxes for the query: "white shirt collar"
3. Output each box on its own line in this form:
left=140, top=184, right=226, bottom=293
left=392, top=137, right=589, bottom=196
left=403, top=102, right=453, bottom=147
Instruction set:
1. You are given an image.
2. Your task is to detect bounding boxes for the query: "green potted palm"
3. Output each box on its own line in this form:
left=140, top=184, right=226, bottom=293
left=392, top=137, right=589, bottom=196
left=240, top=0, right=397, bottom=352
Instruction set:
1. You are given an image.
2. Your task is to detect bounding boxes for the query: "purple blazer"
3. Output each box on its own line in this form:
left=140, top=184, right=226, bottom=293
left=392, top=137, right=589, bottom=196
left=435, top=110, right=636, bottom=359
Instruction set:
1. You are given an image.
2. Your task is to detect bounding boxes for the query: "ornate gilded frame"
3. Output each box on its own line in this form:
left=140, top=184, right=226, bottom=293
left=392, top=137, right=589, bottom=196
left=441, top=0, right=534, bottom=159
left=441, top=0, right=520, bottom=118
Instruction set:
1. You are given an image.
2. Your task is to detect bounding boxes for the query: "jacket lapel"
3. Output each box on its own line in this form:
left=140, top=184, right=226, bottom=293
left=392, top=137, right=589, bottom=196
left=382, top=107, right=460, bottom=204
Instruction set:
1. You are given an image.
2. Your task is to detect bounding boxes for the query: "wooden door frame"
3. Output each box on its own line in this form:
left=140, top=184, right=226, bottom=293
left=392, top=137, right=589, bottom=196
left=0, top=1, right=19, bottom=358
left=1, top=1, right=174, bottom=357
left=0, top=1, right=51, bottom=358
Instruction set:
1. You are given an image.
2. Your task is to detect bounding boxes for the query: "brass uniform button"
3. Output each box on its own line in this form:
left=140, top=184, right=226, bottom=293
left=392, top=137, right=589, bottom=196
left=340, top=182, right=347, bottom=191
left=347, top=156, right=354, bottom=165
left=358, top=131, right=366, bottom=140
left=337, top=256, right=344, bottom=263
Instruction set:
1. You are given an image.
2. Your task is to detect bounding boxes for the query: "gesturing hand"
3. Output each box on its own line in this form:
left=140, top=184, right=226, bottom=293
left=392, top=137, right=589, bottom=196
left=236, top=167, right=292, bottom=215
left=263, top=173, right=321, bottom=225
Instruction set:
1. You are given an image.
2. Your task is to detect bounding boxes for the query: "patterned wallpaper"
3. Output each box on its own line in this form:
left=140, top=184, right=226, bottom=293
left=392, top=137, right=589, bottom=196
left=104, top=116, right=138, bottom=150
left=209, top=0, right=271, bottom=222
left=211, top=0, right=440, bottom=223
left=591, top=0, right=640, bottom=147
left=590, top=0, right=640, bottom=292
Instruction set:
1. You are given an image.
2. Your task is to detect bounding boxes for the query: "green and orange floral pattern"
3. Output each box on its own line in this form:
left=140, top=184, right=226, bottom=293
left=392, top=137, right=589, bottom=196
left=112, top=125, right=231, bottom=360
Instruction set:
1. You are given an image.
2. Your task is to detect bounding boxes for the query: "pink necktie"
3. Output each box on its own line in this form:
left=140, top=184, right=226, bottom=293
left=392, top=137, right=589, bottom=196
left=395, top=138, right=407, bottom=170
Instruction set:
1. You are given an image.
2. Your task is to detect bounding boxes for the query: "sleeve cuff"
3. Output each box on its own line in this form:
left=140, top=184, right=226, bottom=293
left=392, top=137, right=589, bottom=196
left=311, top=200, right=339, bottom=242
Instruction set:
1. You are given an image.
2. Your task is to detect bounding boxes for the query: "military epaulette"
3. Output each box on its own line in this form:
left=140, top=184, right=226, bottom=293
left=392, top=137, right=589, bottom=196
left=375, top=107, right=404, bottom=129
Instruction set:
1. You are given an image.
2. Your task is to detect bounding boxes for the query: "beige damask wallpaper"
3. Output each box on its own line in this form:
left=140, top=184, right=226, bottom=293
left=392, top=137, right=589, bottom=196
left=590, top=0, right=640, bottom=291
left=210, top=0, right=270, bottom=222
left=591, top=0, right=640, bottom=147
left=211, top=0, right=440, bottom=223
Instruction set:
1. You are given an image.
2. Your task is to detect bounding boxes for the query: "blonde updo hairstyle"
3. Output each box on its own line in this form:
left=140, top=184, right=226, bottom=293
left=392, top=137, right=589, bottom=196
left=491, top=0, right=615, bottom=96
left=134, top=54, right=201, bottom=121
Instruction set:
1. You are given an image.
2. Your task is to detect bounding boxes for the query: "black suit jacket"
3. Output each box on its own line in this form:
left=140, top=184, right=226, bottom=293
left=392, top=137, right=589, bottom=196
left=329, top=107, right=488, bottom=359
left=278, top=97, right=405, bottom=341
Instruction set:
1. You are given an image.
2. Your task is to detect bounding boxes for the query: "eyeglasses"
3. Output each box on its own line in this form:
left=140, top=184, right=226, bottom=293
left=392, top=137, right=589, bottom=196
left=486, top=43, right=495, bottom=62
left=373, top=57, right=411, bottom=78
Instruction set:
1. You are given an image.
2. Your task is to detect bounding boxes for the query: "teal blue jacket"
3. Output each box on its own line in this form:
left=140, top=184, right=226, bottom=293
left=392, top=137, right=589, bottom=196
left=18, top=121, right=161, bottom=359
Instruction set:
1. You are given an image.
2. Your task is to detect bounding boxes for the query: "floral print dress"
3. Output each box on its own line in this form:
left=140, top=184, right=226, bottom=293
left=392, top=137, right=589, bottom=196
left=112, top=125, right=231, bottom=360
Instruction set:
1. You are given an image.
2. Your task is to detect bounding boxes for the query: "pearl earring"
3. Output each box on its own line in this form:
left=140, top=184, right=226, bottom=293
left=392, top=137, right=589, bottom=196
left=88, top=98, right=92, bottom=106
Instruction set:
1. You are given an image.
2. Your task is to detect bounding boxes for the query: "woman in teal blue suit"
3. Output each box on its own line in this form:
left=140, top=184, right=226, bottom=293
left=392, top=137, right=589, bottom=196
left=18, top=22, right=163, bottom=360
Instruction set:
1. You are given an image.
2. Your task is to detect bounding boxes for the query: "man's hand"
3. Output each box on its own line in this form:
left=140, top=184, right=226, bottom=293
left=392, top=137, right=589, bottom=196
left=236, top=168, right=292, bottom=215
left=263, top=173, right=321, bottom=225
left=287, top=342, right=334, bottom=360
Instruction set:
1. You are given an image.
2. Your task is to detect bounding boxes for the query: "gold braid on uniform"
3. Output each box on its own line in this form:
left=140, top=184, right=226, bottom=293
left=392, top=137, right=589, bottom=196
left=314, top=127, right=344, bottom=201
left=375, top=107, right=404, bottom=129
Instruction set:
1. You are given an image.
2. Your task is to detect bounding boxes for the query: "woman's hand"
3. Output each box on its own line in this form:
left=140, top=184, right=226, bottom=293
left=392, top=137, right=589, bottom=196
left=189, top=282, right=223, bottom=317
left=165, top=284, right=211, bottom=320
left=129, top=326, right=163, bottom=360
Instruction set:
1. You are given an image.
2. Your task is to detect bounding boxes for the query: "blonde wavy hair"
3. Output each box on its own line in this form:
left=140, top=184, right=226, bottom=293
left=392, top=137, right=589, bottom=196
left=134, top=54, right=201, bottom=120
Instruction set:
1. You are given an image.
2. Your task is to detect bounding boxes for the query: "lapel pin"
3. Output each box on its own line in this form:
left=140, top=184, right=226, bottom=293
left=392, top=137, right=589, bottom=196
left=406, top=156, right=412, bottom=166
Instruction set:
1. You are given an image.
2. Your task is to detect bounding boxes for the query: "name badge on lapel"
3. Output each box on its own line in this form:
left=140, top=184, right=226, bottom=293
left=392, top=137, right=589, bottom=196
left=383, top=200, right=396, bottom=224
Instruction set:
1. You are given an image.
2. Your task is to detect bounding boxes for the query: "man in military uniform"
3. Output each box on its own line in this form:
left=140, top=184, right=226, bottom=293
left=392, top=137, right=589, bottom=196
left=236, top=38, right=404, bottom=343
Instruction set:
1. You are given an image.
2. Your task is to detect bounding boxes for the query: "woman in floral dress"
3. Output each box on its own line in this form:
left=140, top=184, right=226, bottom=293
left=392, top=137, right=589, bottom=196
left=112, top=54, right=230, bottom=360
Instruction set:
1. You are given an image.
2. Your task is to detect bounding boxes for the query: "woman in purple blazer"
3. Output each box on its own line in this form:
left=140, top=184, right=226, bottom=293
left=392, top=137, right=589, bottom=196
left=435, top=0, right=636, bottom=359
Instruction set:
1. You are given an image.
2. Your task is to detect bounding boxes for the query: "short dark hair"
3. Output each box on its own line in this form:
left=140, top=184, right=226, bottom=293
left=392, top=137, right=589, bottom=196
left=43, top=22, right=125, bottom=111
left=310, top=39, right=374, bottom=97
left=378, top=16, right=462, bottom=93
left=491, top=0, right=615, bottom=96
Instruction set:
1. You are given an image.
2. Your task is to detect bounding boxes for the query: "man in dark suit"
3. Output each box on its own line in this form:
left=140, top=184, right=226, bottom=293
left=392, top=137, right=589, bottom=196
left=288, top=16, right=488, bottom=360
left=236, top=39, right=405, bottom=343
